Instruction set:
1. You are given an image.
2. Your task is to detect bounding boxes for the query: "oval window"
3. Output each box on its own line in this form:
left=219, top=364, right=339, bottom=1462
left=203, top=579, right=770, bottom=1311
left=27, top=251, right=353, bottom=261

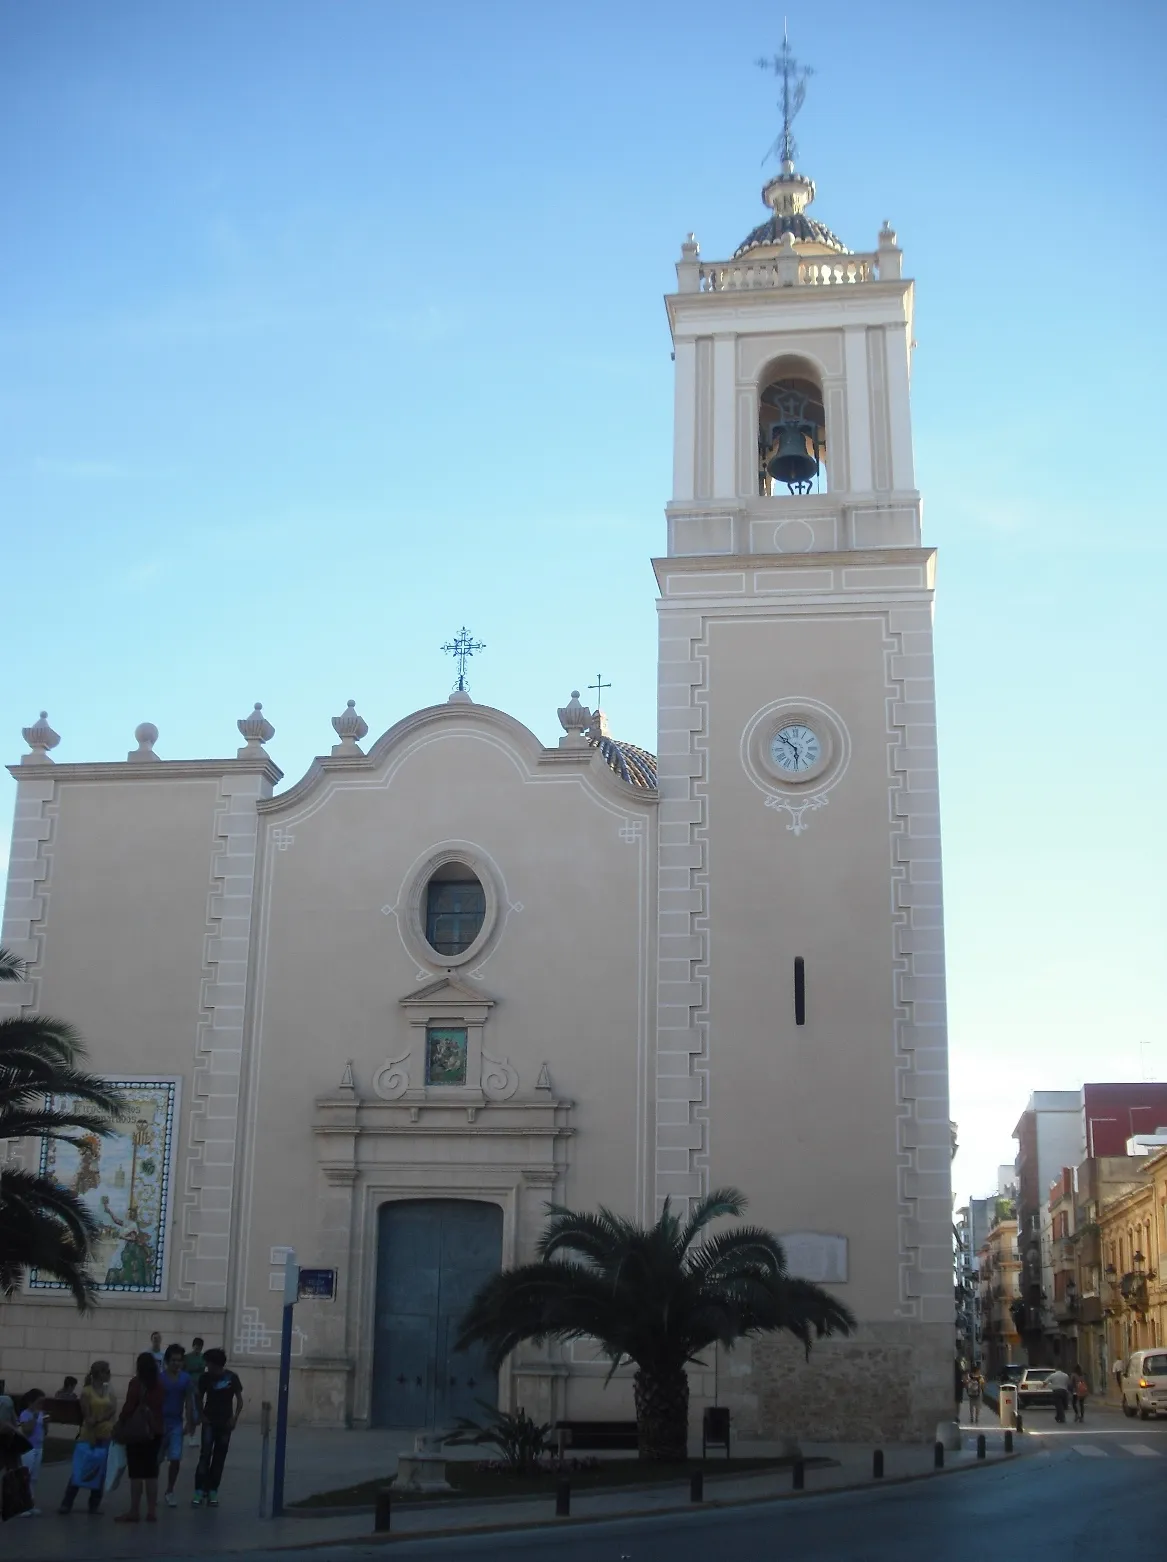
left=424, top=863, right=486, bottom=956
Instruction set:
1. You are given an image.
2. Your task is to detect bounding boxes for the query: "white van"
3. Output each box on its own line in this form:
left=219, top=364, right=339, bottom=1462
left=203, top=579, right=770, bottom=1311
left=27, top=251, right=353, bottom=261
left=1120, top=1351, right=1167, bottom=1419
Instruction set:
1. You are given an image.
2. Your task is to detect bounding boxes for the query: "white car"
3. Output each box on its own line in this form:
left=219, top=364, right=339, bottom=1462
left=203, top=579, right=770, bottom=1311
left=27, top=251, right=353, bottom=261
left=1120, top=1351, right=1167, bottom=1419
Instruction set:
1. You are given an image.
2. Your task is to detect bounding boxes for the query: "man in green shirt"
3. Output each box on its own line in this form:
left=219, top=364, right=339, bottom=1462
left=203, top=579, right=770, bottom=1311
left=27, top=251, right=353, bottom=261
left=185, top=1338, right=206, bottom=1378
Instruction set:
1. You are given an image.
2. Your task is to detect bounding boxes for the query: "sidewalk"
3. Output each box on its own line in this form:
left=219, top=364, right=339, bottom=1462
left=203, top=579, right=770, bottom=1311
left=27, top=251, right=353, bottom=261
left=0, top=1423, right=1017, bottom=1558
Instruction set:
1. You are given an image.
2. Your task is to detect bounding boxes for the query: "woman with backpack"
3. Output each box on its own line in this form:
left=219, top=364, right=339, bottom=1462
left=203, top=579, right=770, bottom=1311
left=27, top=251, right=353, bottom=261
left=113, top=1352, right=165, bottom=1523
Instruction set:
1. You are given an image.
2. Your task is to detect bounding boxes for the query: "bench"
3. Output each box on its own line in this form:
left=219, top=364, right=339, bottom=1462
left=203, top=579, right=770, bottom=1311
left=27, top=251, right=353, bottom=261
left=553, top=1420, right=639, bottom=1456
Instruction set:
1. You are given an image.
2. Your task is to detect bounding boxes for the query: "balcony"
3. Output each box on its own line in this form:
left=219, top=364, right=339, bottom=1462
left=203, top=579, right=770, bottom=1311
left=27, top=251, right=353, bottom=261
left=1121, top=1273, right=1150, bottom=1311
left=1078, top=1294, right=1104, bottom=1325
left=1076, top=1228, right=1101, bottom=1267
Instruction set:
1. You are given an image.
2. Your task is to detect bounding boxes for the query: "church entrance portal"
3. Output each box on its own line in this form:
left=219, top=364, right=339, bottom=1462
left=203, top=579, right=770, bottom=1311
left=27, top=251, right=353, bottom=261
left=371, top=1199, right=503, bottom=1428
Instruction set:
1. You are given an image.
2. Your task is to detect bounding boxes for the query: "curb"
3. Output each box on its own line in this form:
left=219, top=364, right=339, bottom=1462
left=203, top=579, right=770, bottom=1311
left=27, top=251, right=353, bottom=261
left=269, top=1448, right=1020, bottom=1551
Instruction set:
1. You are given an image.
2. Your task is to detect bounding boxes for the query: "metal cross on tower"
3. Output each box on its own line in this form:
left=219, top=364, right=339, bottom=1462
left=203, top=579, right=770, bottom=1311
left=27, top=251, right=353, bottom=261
left=756, top=24, right=814, bottom=167
left=442, top=627, right=485, bottom=693
left=588, top=673, right=611, bottom=710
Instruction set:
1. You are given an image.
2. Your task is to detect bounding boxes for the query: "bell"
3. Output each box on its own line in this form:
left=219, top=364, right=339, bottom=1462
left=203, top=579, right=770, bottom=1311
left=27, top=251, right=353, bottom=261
left=766, top=420, right=818, bottom=488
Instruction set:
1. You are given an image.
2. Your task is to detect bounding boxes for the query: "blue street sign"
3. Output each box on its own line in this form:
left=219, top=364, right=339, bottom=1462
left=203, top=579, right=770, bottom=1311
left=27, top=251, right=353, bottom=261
left=298, top=1267, right=337, bottom=1300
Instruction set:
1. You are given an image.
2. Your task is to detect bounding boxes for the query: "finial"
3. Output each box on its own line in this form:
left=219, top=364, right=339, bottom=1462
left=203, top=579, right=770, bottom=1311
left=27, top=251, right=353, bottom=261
left=587, top=709, right=611, bottom=740
left=237, top=702, right=275, bottom=758
left=441, top=626, right=485, bottom=695
left=756, top=25, right=814, bottom=169
left=331, top=698, right=369, bottom=756
left=21, top=711, right=60, bottom=765
left=557, top=690, right=593, bottom=747
left=338, top=1060, right=356, bottom=1095
left=588, top=672, right=612, bottom=710
left=128, top=722, right=160, bottom=762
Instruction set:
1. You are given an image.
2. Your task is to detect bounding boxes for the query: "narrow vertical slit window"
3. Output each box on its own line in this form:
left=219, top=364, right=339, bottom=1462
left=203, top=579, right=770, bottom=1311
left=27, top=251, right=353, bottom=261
left=794, top=956, right=806, bottom=1026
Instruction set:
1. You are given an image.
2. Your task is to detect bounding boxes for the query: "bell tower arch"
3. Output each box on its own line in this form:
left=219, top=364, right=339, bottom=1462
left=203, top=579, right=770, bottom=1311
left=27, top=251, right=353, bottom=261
left=652, top=44, right=952, bottom=1442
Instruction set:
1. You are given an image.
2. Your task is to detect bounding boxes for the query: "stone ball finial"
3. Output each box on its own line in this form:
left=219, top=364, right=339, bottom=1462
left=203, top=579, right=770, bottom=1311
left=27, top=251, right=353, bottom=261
left=237, top=701, right=275, bottom=757
left=331, top=698, right=369, bottom=756
left=128, top=722, right=160, bottom=762
left=21, top=711, right=60, bottom=765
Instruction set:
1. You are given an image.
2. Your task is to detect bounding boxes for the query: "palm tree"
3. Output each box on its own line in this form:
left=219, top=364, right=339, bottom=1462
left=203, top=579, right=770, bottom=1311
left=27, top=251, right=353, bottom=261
left=456, top=1187, right=856, bottom=1462
left=0, top=948, right=127, bottom=1308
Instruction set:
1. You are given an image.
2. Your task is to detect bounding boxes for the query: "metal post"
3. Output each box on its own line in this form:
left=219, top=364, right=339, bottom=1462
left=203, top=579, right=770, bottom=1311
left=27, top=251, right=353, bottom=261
left=258, top=1401, right=272, bottom=1517
left=933, top=1441, right=944, bottom=1469
left=872, top=1449, right=884, bottom=1478
left=374, top=1488, right=392, bottom=1532
left=792, top=1459, right=805, bottom=1491
left=690, top=1470, right=703, bottom=1502
left=976, top=1434, right=986, bottom=1460
left=270, top=1250, right=297, bottom=1519
left=555, top=1478, right=571, bottom=1517
left=1004, top=1430, right=1014, bottom=1453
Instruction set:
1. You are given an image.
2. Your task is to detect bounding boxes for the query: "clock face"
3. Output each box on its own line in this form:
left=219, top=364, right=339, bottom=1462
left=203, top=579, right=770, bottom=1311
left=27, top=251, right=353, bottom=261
left=769, top=723, right=821, bottom=774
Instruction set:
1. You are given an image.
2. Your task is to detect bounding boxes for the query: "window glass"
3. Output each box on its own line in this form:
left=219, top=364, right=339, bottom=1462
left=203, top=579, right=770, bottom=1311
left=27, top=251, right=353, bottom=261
left=425, top=876, right=485, bottom=955
left=1141, top=1354, right=1167, bottom=1376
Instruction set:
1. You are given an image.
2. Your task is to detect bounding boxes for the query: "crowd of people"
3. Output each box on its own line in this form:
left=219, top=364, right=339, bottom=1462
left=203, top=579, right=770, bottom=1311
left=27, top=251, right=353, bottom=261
left=0, top=1331, right=244, bottom=1522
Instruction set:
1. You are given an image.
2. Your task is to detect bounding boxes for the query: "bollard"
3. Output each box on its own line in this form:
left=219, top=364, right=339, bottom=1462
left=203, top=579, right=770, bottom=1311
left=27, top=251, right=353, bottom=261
left=976, top=1434, right=986, bottom=1461
left=556, top=1478, right=571, bottom=1517
left=792, top=1459, right=805, bottom=1491
left=873, top=1449, right=884, bottom=1479
left=690, top=1470, right=704, bottom=1503
left=933, top=1441, right=944, bottom=1470
left=374, top=1488, right=392, bottom=1533
left=1004, top=1430, right=1014, bottom=1453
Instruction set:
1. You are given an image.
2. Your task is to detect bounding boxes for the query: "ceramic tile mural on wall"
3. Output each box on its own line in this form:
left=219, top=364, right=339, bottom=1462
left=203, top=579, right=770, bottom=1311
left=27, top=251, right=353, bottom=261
left=31, top=1079, right=179, bottom=1295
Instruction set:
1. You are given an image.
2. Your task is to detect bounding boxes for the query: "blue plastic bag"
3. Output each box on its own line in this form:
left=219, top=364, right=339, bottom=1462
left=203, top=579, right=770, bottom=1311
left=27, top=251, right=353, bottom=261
left=71, top=1440, right=109, bottom=1491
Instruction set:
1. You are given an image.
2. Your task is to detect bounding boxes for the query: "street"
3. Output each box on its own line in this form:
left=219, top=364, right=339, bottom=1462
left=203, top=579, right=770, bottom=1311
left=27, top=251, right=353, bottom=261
left=109, top=1404, right=1167, bottom=1562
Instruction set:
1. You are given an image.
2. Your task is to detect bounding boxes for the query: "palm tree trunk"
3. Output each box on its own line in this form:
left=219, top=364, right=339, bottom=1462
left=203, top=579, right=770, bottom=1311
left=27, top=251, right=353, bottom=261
left=633, top=1367, right=689, bottom=1462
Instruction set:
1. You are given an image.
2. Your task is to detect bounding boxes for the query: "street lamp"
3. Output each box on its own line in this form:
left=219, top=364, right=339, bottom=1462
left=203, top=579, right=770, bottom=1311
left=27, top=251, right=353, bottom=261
left=1134, top=1250, right=1146, bottom=1275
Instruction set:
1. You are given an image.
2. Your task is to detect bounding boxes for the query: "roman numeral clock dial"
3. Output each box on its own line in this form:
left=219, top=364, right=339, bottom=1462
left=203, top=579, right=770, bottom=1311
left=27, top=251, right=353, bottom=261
left=769, top=724, right=821, bottom=774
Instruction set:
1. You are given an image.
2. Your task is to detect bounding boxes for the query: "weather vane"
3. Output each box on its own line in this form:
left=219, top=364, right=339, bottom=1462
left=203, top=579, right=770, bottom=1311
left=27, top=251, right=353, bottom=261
left=588, top=672, right=611, bottom=709
left=442, top=626, right=485, bottom=693
left=756, top=23, right=814, bottom=167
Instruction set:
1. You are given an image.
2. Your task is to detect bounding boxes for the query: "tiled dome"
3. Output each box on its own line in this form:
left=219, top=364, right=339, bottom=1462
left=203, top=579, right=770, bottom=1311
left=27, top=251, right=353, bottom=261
left=734, top=211, right=848, bottom=258
left=588, top=733, right=657, bottom=790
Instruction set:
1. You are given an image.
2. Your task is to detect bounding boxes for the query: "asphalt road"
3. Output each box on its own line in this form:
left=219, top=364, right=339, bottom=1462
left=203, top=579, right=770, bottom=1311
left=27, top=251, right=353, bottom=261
left=132, top=1404, right=1167, bottom=1562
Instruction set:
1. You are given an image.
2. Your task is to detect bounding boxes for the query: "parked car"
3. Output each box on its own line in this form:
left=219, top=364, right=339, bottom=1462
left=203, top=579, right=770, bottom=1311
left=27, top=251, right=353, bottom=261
left=1120, top=1351, right=1167, bottom=1420
left=1016, top=1367, right=1056, bottom=1409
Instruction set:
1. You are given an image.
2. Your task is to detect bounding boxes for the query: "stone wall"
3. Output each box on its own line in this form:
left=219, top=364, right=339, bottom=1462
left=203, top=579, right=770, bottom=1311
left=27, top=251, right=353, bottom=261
left=749, top=1322, right=954, bottom=1443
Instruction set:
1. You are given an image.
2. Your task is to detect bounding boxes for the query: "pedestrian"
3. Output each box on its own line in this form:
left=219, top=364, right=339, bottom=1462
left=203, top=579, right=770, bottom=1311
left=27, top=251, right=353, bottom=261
left=185, top=1338, right=206, bottom=1379
left=191, top=1349, right=243, bottom=1509
left=15, top=1389, right=49, bottom=1514
left=1071, top=1364, right=1089, bottom=1423
left=112, top=1351, right=165, bottom=1524
left=149, top=1331, right=165, bottom=1367
left=0, top=1381, right=15, bottom=1429
left=1047, top=1366, right=1071, bottom=1423
left=159, top=1344, right=198, bottom=1508
left=55, top=1377, right=80, bottom=1402
left=58, top=1360, right=117, bottom=1516
left=964, top=1366, right=985, bottom=1424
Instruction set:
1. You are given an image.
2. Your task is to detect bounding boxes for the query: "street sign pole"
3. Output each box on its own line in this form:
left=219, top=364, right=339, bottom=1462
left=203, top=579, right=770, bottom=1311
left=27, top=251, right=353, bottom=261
left=270, top=1249, right=296, bottom=1519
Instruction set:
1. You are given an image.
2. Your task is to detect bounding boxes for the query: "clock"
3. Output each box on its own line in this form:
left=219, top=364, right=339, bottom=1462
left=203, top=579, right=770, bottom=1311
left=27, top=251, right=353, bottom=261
left=768, top=723, right=821, bottom=775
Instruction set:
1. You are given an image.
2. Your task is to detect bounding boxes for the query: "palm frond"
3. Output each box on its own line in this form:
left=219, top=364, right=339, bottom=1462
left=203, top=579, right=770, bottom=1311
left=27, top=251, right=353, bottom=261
left=676, top=1186, right=748, bottom=1254
left=0, top=948, right=25, bottom=983
left=0, top=1165, right=100, bottom=1311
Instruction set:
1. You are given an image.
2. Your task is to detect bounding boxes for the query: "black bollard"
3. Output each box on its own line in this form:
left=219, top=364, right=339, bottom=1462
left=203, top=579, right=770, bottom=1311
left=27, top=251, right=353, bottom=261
left=556, top=1478, right=571, bottom=1517
left=933, top=1440, right=944, bottom=1470
left=690, top=1470, right=704, bottom=1503
left=873, top=1449, right=884, bottom=1479
left=374, top=1488, right=392, bottom=1533
left=793, top=1459, right=805, bottom=1491
left=1004, top=1430, right=1014, bottom=1453
left=976, top=1434, right=986, bottom=1461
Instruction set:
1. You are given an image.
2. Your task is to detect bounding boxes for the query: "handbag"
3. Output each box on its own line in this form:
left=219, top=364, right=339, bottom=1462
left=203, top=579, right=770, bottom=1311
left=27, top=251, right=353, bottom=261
left=116, top=1403, right=156, bottom=1445
left=104, top=1441, right=127, bottom=1493
left=1, top=1465, right=33, bottom=1523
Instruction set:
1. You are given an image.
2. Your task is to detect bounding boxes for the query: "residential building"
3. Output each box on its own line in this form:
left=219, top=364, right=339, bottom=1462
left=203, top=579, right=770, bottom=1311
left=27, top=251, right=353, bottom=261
left=978, top=1202, right=1021, bottom=1377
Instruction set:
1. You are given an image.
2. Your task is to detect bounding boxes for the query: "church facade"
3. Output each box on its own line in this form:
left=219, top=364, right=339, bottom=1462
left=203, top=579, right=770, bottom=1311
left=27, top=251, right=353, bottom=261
left=1, top=146, right=954, bottom=1440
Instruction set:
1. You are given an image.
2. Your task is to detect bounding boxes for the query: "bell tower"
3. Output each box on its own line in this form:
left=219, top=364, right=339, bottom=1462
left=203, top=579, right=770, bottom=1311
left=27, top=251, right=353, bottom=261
left=653, top=43, right=952, bottom=1440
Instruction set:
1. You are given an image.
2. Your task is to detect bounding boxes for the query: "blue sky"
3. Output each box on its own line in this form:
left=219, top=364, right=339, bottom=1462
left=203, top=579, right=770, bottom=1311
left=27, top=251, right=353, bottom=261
left=2, top=1, right=1164, bottom=1205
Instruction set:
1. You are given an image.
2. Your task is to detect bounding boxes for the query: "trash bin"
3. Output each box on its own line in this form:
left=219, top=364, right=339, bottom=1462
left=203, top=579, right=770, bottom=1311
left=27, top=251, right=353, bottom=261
left=998, top=1383, right=1017, bottom=1429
